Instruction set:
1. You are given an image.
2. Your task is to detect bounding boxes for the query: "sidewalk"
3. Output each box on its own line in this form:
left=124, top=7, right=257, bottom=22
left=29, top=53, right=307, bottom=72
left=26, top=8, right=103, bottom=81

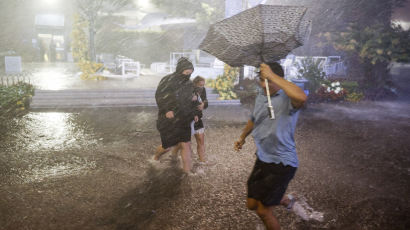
left=27, top=62, right=241, bottom=109
left=26, top=62, right=164, bottom=90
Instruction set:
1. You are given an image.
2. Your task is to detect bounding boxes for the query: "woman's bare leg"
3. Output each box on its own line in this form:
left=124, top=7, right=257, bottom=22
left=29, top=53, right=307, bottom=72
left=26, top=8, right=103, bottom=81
left=179, top=142, right=193, bottom=173
left=194, top=133, right=205, bottom=162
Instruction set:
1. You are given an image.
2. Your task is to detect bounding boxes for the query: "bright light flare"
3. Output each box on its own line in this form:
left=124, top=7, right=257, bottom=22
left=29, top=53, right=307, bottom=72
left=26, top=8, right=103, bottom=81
left=42, top=0, right=59, bottom=6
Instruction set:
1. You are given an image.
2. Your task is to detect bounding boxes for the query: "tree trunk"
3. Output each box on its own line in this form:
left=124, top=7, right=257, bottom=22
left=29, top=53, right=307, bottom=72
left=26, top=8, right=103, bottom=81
left=239, top=66, right=244, bottom=86
left=89, top=15, right=96, bottom=62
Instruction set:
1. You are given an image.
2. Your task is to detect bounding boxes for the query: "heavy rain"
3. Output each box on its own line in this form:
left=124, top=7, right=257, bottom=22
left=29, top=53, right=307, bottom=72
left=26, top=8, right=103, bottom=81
left=1, top=0, right=410, bottom=229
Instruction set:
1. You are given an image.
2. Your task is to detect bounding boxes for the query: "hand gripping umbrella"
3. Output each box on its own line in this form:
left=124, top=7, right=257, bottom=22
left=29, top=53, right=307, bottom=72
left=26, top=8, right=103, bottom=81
left=199, top=4, right=311, bottom=119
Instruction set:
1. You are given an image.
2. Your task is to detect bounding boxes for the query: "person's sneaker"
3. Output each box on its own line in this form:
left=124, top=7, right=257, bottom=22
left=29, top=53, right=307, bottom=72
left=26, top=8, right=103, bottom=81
left=290, top=200, right=310, bottom=220
left=255, top=223, right=266, bottom=230
left=148, top=155, right=162, bottom=165
left=287, top=195, right=324, bottom=222
left=194, top=166, right=205, bottom=175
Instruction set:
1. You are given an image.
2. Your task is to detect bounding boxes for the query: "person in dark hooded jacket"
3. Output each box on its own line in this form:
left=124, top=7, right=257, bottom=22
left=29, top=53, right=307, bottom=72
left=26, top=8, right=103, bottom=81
left=154, top=57, right=198, bottom=173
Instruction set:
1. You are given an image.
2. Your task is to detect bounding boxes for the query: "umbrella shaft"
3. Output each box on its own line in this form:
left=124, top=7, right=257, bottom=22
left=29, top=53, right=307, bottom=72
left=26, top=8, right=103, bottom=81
left=265, top=79, right=275, bottom=119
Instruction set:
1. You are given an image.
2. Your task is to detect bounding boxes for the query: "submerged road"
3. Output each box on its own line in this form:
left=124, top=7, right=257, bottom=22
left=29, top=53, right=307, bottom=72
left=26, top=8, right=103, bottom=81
left=0, top=64, right=409, bottom=229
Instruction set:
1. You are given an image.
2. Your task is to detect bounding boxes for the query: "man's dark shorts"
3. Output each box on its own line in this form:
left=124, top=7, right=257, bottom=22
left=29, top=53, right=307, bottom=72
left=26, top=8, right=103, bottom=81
left=247, top=157, right=297, bottom=206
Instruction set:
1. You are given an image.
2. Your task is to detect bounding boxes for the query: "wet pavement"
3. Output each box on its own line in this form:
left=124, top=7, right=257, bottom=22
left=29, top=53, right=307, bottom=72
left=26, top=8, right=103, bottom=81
left=26, top=62, right=164, bottom=90
left=0, top=64, right=410, bottom=229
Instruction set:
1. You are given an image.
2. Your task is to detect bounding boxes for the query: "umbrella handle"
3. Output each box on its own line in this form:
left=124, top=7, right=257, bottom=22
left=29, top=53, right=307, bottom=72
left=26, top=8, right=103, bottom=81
left=261, top=54, right=266, bottom=64
left=265, top=79, right=275, bottom=119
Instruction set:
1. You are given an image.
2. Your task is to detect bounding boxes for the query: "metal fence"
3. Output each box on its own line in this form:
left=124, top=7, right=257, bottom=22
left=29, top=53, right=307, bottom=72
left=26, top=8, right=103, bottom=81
left=0, top=72, right=32, bottom=87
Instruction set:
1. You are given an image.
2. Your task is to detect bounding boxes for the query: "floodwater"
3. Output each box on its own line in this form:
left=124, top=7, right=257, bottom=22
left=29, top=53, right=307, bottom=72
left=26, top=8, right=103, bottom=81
left=26, top=62, right=163, bottom=90
left=0, top=65, right=410, bottom=229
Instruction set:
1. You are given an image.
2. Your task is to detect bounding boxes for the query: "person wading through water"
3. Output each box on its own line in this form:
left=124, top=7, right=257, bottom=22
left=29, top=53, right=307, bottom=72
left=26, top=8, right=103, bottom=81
left=172, top=76, right=209, bottom=166
left=154, top=57, right=199, bottom=173
left=235, top=62, right=317, bottom=230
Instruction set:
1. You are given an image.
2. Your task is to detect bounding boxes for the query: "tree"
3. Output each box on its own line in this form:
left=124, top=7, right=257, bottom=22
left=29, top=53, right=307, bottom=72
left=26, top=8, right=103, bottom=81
left=75, top=0, right=132, bottom=61
left=312, top=0, right=409, bottom=99
left=151, top=0, right=224, bottom=29
left=332, top=23, right=410, bottom=87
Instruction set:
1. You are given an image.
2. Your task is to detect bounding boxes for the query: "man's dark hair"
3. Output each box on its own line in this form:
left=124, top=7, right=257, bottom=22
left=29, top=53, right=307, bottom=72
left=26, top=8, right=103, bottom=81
left=267, top=62, right=284, bottom=78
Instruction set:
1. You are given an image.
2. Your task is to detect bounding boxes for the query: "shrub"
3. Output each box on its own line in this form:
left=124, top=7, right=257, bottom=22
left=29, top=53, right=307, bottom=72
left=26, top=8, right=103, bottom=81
left=207, top=64, right=238, bottom=100
left=345, top=92, right=364, bottom=102
left=315, top=81, right=347, bottom=101
left=0, top=82, right=34, bottom=120
left=296, top=58, right=327, bottom=93
left=341, top=81, right=360, bottom=93
left=78, top=61, right=104, bottom=80
left=341, top=81, right=364, bottom=102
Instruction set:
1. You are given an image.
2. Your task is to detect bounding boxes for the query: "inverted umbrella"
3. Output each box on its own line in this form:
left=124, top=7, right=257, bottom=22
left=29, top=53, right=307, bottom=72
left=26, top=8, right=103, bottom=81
left=199, top=4, right=311, bottom=119
left=199, top=4, right=311, bottom=67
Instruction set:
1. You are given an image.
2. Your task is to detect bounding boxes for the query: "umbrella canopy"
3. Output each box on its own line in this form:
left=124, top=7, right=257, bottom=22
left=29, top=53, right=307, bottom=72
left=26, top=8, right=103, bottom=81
left=199, top=4, right=311, bottom=67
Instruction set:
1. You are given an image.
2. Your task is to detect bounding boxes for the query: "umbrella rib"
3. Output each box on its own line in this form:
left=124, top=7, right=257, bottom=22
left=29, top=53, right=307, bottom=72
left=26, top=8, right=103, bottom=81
left=259, top=5, right=266, bottom=63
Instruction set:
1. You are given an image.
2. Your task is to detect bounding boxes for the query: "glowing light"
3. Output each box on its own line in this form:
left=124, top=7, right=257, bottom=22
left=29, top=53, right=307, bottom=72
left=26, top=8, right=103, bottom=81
left=42, top=0, right=58, bottom=5
left=392, top=20, right=410, bottom=30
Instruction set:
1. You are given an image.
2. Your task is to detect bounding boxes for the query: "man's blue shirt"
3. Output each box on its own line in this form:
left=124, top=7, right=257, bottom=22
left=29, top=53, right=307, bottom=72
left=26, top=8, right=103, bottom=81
left=251, top=88, right=300, bottom=167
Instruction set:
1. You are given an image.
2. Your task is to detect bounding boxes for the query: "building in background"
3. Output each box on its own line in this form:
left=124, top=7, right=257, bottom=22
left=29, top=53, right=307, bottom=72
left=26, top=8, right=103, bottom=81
left=31, top=0, right=74, bottom=62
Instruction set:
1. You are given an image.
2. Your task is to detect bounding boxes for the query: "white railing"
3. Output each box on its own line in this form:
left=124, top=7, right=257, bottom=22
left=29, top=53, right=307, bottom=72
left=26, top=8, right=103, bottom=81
left=324, top=61, right=346, bottom=76
left=0, top=74, right=31, bottom=86
left=281, top=56, right=347, bottom=79
left=121, top=61, right=140, bottom=76
left=99, top=56, right=141, bottom=77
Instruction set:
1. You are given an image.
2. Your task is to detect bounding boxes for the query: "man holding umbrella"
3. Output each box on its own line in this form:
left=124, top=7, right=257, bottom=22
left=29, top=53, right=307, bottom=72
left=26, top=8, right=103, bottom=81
left=234, top=62, right=308, bottom=230
left=199, top=4, right=317, bottom=228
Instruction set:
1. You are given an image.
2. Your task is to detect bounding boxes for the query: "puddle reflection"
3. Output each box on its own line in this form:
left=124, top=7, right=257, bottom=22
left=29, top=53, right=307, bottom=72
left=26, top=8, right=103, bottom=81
left=25, top=112, right=97, bottom=151
left=31, top=65, right=80, bottom=90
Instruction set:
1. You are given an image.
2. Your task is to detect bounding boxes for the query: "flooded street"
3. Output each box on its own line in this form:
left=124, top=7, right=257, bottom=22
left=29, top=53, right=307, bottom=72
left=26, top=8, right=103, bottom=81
left=1, top=0, right=410, bottom=228
left=26, top=62, right=163, bottom=90
left=0, top=65, right=409, bottom=229
left=1, top=95, right=410, bottom=229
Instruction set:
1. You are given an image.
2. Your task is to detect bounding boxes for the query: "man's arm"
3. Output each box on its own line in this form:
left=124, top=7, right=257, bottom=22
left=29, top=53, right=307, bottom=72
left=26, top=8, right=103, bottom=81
left=155, top=77, right=177, bottom=118
left=260, top=63, right=307, bottom=108
left=234, top=119, right=254, bottom=151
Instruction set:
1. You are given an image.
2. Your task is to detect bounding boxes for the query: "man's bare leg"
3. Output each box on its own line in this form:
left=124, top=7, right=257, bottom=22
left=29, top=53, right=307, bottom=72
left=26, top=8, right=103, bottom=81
left=179, top=142, right=193, bottom=173
left=247, top=198, right=281, bottom=230
left=154, top=145, right=170, bottom=160
left=194, top=133, right=205, bottom=162
left=279, top=194, right=291, bottom=207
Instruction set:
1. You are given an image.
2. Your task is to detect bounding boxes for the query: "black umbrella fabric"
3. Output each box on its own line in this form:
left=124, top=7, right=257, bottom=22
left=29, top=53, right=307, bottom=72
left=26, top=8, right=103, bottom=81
left=199, top=4, right=311, bottom=67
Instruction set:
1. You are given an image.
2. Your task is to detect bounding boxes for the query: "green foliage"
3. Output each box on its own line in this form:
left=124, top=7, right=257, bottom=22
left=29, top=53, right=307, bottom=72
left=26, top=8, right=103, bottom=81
left=207, top=64, right=238, bottom=100
left=321, top=22, right=410, bottom=96
left=296, top=58, right=327, bottom=93
left=0, top=82, right=34, bottom=120
left=345, top=92, right=364, bottom=102
left=71, top=14, right=104, bottom=80
left=71, top=14, right=89, bottom=63
left=341, top=81, right=360, bottom=94
left=333, top=23, right=410, bottom=65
